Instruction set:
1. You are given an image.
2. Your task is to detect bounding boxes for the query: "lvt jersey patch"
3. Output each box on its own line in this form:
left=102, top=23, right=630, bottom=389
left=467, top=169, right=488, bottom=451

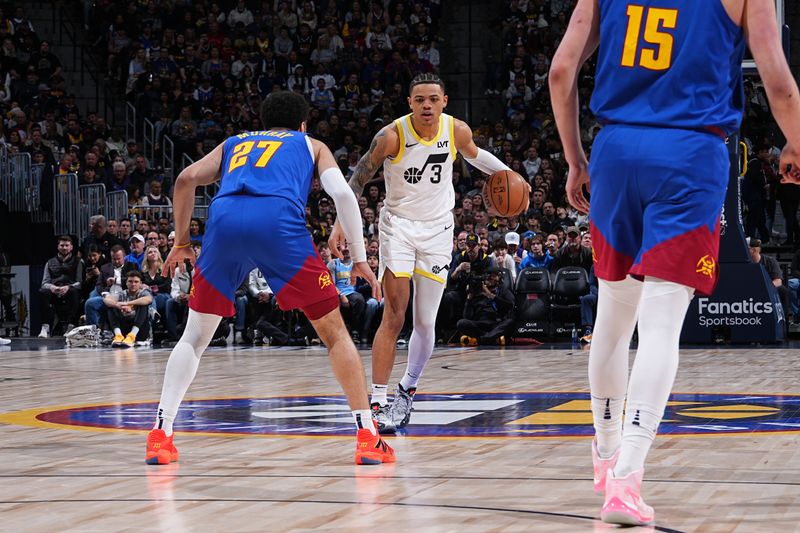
left=3, top=392, right=800, bottom=438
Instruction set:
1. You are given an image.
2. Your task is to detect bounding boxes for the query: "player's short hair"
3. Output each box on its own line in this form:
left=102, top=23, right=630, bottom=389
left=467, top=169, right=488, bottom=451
left=260, top=91, right=309, bottom=131
left=409, top=73, right=445, bottom=94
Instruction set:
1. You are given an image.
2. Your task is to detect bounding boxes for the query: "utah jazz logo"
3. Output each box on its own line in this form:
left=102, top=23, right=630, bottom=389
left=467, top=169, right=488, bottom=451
left=318, top=272, right=333, bottom=290
left=695, top=255, right=716, bottom=278
left=403, top=153, right=449, bottom=184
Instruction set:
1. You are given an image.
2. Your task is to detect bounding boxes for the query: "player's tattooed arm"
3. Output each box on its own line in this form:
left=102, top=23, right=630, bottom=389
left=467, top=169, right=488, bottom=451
left=348, top=125, right=398, bottom=197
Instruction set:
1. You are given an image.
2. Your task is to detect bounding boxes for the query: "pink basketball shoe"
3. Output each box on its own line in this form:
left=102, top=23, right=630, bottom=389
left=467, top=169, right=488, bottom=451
left=591, top=438, right=620, bottom=493
left=601, top=469, right=655, bottom=526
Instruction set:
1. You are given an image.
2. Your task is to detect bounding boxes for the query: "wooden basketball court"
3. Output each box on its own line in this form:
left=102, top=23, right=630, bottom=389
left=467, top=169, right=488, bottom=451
left=1, top=340, right=798, bottom=532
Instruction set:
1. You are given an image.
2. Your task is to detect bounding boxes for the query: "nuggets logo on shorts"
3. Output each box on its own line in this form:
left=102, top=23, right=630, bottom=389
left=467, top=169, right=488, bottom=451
left=695, top=255, right=716, bottom=278
left=318, top=272, right=333, bottom=290
left=189, top=284, right=196, bottom=298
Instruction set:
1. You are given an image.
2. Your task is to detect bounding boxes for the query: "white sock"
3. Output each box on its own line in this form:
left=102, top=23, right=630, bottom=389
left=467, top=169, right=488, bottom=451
left=353, top=410, right=376, bottom=435
left=155, top=407, right=175, bottom=436
left=114, top=327, right=122, bottom=336
left=155, top=310, right=221, bottom=436
left=616, top=404, right=662, bottom=477
left=588, top=277, right=642, bottom=456
left=131, top=326, right=139, bottom=337
left=399, top=372, right=419, bottom=391
left=591, top=395, right=624, bottom=457
left=371, top=384, right=388, bottom=406
left=614, top=277, right=693, bottom=477
left=401, top=274, right=445, bottom=391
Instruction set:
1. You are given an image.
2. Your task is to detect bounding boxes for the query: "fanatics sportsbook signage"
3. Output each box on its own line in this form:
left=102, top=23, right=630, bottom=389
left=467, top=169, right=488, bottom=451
left=682, top=261, right=784, bottom=343
left=682, top=137, right=784, bottom=343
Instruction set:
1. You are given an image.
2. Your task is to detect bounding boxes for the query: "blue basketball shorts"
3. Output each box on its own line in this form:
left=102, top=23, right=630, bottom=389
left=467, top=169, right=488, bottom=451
left=189, top=195, right=338, bottom=319
left=588, top=124, right=729, bottom=295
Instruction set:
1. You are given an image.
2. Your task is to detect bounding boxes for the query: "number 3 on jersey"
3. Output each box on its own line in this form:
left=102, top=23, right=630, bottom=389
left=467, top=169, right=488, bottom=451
left=621, top=5, right=678, bottom=71
left=228, top=140, right=283, bottom=172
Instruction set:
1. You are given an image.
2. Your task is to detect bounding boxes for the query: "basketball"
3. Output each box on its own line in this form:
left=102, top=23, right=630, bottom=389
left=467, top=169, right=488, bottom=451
left=483, top=170, right=529, bottom=217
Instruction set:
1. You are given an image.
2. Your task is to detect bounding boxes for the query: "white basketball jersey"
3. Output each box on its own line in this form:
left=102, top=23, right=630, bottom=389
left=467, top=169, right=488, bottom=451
left=382, top=113, right=456, bottom=221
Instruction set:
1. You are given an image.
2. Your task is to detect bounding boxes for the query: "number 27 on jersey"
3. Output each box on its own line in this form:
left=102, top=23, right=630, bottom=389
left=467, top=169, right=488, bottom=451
left=228, top=140, right=283, bottom=173
left=621, top=5, right=678, bottom=71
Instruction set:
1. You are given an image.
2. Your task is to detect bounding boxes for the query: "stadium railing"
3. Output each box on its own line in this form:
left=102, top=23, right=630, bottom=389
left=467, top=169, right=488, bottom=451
left=53, top=173, right=81, bottom=237
left=162, top=135, right=174, bottom=176
left=106, top=190, right=129, bottom=225
left=143, top=118, right=155, bottom=166
left=29, top=163, right=49, bottom=222
left=78, top=184, right=107, bottom=240
left=132, top=205, right=173, bottom=222
left=3, top=152, right=32, bottom=213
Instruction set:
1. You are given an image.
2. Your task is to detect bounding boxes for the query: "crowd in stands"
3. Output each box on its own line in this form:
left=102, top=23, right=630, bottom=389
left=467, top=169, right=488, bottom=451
left=13, top=0, right=799, bottom=345
left=88, top=0, right=442, bottom=173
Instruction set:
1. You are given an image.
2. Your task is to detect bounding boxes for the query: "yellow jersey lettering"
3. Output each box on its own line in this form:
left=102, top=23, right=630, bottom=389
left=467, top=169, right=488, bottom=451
left=621, top=5, right=678, bottom=71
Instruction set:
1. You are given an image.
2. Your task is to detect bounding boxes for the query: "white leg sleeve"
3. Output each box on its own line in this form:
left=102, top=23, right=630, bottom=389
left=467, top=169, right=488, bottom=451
left=588, top=276, right=643, bottom=456
left=155, top=310, right=221, bottom=435
left=615, top=277, right=694, bottom=477
left=400, top=274, right=446, bottom=390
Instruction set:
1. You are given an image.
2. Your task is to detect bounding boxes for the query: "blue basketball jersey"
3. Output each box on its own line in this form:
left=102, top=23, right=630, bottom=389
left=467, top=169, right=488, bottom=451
left=215, top=130, right=315, bottom=212
left=590, top=0, right=745, bottom=135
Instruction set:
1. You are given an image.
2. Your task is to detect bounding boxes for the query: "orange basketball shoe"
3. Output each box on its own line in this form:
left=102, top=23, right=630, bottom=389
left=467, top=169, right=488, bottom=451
left=145, top=429, right=180, bottom=465
left=355, top=422, right=396, bottom=465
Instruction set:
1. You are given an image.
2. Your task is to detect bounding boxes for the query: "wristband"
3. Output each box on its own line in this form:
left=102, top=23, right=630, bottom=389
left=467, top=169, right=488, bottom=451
left=174, top=242, right=191, bottom=249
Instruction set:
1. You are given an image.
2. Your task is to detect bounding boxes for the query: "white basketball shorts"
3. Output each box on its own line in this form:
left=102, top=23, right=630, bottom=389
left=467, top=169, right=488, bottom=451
left=378, top=209, right=454, bottom=284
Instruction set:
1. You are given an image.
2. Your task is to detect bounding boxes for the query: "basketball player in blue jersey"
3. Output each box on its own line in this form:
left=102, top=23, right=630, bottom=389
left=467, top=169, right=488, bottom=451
left=551, top=0, right=800, bottom=525
left=144, top=91, right=395, bottom=467
left=328, top=73, right=515, bottom=432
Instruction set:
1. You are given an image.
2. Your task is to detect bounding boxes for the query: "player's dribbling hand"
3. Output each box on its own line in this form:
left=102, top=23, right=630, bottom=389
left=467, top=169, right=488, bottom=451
left=352, top=261, right=382, bottom=301
left=328, top=222, right=346, bottom=259
left=566, top=162, right=591, bottom=214
left=779, top=145, right=800, bottom=185
left=164, top=245, right=196, bottom=279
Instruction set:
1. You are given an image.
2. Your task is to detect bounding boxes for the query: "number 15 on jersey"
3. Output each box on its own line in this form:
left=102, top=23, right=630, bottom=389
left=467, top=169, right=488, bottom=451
left=621, top=5, right=678, bottom=71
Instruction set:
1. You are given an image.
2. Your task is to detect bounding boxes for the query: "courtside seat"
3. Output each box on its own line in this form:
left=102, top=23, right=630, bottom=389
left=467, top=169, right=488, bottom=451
left=513, top=267, right=551, bottom=337
left=550, top=267, right=589, bottom=325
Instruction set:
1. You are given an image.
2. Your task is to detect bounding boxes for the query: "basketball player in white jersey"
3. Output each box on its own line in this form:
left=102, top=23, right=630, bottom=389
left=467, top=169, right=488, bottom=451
left=330, top=73, right=515, bottom=431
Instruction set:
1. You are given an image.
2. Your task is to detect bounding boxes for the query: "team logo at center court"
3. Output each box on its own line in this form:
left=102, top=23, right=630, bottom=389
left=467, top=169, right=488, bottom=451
left=4, top=392, right=799, bottom=438
left=318, top=272, right=333, bottom=290
left=696, top=255, right=716, bottom=278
